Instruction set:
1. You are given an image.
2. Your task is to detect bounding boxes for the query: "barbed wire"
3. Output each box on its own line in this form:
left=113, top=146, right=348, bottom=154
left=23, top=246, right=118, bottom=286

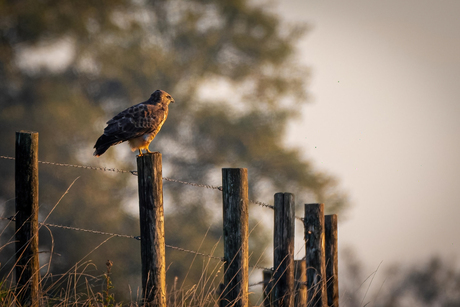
left=6, top=220, right=273, bottom=275
left=0, top=216, right=223, bottom=261
left=0, top=155, right=223, bottom=191
left=0, top=156, right=284, bottom=213
left=250, top=199, right=304, bottom=221
left=1, top=216, right=274, bottom=271
left=1, top=156, right=305, bottom=279
left=250, top=199, right=274, bottom=210
left=0, top=155, right=302, bottom=218
left=0, top=155, right=135, bottom=175
left=1, top=154, right=302, bottom=270
left=250, top=264, right=274, bottom=271
left=162, top=177, right=222, bottom=191
left=248, top=280, right=266, bottom=288
left=1, top=216, right=140, bottom=239
left=164, top=244, right=223, bottom=261
left=43, top=222, right=141, bottom=240
left=248, top=278, right=308, bottom=288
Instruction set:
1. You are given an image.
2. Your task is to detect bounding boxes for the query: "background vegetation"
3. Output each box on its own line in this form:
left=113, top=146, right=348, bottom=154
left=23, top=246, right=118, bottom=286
left=3, top=0, right=454, bottom=306
left=0, top=0, right=348, bottom=301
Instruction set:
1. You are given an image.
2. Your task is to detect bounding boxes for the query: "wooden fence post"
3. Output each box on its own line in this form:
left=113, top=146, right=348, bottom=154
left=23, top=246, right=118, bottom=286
left=137, top=152, right=166, bottom=306
left=294, top=260, right=307, bottom=307
left=222, top=168, right=249, bottom=307
left=218, top=283, right=225, bottom=307
left=273, top=193, right=295, bottom=307
left=15, top=131, right=40, bottom=307
left=325, top=215, right=339, bottom=307
left=304, top=203, right=326, bottom=307
left=263, top=269, right=273, bottom=307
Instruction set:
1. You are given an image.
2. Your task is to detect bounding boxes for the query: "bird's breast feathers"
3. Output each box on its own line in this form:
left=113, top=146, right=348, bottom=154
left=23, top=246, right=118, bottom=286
left=125, top=104, right=168, bottom=151
left=109, top=103, right=168, bottom=133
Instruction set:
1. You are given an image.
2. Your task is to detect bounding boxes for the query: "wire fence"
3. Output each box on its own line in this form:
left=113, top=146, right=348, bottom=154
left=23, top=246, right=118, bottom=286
left=0, top=152, right=337, bottom=304
left=0, top=154, right=295, bottom=285
left=0, top=155, right=223, bottom=190
left=1, top=215, right=273, bottom=276
left=0, top=155, right=303, bottom=220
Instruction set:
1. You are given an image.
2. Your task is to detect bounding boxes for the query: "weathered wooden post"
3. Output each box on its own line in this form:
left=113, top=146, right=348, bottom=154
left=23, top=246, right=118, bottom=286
left=304, top=203, right=326, bottom=307
left=218, top=283, right=225, bottom=307
left=222, top=168, right=249, bottom=307
left=273, top=193, right=295, bottom=307
left=15, top=131, right=40, bottom=307
left=294, top=260, right=307, bottom=307
left=263, top=269, right=273, bottom=307
left=325, top=215, right=339, bottom=307
left=137, top=152, right=166, bottom=306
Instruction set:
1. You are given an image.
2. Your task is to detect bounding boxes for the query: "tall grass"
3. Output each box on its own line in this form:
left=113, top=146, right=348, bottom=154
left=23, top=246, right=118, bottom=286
left=0, top=179, right=296, bottom=306
left=0, top=223, right=233, bottom=307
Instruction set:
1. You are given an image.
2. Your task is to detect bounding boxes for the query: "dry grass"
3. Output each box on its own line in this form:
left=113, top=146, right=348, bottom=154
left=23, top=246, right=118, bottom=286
left=0, top=178, right=285, bottom=306
left=0, top=222, right=282, bottom=307
left=0, top=222, right=245, bottom=307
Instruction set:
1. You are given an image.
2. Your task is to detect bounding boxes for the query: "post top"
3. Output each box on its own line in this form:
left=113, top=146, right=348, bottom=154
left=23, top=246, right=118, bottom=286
left=136, top=152, right=161, bottom=158
left=17, top=130, right=38, bottom=135
left=222, top=168, right=248, bottom=172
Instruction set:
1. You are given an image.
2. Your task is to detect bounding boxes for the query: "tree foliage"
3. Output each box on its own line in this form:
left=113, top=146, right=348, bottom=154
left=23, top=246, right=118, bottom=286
left=340, top=250, right=460, bottom=307
left=0, top=0, right=349, bottom=300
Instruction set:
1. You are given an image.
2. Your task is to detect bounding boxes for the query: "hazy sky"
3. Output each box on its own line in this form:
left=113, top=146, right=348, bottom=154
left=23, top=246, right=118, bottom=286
left=276, top=0, right=460, bottom=276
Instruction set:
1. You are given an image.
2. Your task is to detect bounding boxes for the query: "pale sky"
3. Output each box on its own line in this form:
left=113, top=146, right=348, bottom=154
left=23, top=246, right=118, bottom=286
left=277, top=0, right=460, bottom=281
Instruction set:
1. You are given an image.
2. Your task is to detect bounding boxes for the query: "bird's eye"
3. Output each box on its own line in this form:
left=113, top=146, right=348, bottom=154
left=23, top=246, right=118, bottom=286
left=166, top=95, right=171, bottom=99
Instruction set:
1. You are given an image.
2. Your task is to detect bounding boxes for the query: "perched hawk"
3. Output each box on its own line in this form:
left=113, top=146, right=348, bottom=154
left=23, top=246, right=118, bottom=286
left=93, top=90, right=175, bottom=157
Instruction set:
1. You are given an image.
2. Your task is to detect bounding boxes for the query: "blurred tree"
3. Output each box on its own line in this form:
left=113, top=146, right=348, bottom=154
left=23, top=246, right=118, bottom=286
left=339, top=249, right=460, bottom=307
left=374, top=257, right=460, bottom=307
left=338, top=248, right=369, bottom=307
left=0, top=0, right=349, bottom=301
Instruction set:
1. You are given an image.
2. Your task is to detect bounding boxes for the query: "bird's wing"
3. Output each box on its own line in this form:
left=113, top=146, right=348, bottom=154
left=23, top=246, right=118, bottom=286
left=103, top=102, right=167, bottom=141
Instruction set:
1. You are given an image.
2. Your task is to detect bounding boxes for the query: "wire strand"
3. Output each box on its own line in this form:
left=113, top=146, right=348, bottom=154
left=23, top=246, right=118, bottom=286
left=0, top=216, right=222, bottom=261
left=1, top=216, right=275, bottom=270
left=162, top=177, right=222, bottom=191
left=0, top=155, right=302, bottom=219
left=165, top=244, right=223, bottom=261
left=0, top=155, right=297, bottom=215
left=250, top=199, right=304, bottom=221
left=0, top=155, right=222, bottom=191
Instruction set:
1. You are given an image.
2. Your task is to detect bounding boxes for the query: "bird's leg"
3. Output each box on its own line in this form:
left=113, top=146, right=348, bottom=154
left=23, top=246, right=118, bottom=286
left=138, top=149, right=143, bottom=156
left=145, top=147, right=152, bottom=154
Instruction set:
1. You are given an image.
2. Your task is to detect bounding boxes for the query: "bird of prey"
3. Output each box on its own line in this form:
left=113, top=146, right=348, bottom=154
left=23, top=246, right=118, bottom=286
left=93, top=90, right=175, bottom=157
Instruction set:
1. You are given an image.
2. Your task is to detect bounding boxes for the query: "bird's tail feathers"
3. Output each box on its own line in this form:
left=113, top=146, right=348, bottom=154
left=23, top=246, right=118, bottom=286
left=93, top=134, right=123, bottom=157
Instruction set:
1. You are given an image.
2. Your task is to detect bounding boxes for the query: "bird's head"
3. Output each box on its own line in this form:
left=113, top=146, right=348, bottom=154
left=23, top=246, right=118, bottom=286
left=151, top=89, right=175, bottom=105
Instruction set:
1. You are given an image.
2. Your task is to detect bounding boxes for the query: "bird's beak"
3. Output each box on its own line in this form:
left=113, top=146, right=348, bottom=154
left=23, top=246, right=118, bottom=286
left=171, top=98, right=175, bottom=103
